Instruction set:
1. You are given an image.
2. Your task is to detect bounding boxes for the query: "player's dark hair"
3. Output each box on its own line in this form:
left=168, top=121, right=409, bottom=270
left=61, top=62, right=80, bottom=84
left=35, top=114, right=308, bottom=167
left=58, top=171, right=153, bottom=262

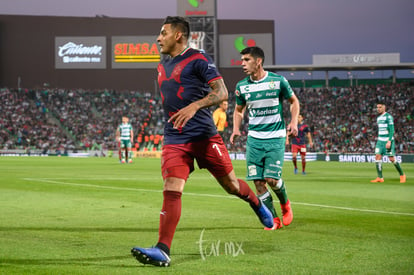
left=240, top=46, right=265, bottom=63
left=163, top=16, right=190, bottom=40
left=377, top=101, right=386, bottom=106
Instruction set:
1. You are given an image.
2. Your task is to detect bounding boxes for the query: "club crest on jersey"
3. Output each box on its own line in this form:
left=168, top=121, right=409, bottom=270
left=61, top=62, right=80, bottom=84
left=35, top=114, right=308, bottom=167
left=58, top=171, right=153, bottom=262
left=269, top=81, right=276, bottom=90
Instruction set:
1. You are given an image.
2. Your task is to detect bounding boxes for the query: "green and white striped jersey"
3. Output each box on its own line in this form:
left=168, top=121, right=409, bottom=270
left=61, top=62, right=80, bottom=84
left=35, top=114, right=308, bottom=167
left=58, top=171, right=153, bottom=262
left=235, top=71, right=295, bottom=139
left=118, top=123, right=133, bottom=141
left=376, top=112, right=394, bottom=142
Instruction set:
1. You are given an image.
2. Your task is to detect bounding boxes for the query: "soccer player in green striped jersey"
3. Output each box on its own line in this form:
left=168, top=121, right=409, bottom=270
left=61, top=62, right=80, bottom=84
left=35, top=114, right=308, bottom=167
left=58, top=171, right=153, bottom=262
left=230, top=46, right=300, bottom=230
left=116, top=116, right=134, bottom=163
left=370, top=103, right=406, bottom=183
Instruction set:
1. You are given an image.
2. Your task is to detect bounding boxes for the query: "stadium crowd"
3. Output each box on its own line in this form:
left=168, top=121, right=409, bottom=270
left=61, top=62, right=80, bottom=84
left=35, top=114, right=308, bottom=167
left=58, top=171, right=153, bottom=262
left=290, top=83, right=413, bottom=154
left=1, top=81, right=413, bottom=154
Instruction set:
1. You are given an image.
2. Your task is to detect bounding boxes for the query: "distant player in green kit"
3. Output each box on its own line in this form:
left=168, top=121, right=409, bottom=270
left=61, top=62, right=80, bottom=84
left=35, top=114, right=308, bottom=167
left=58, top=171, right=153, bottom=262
left=230, top=46, right=300, bottom=230
left=116, top=116, right=134, bottom=163
left=371, top=102, right=406, bottom=183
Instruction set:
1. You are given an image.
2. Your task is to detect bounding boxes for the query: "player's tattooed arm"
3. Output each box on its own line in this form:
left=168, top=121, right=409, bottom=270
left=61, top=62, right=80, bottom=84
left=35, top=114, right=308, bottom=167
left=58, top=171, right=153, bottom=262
left=168, top=78, right=229, bottom=129
left=205, top=78, right=228, bottom=106
left=192, top=78, right=228, bottom=110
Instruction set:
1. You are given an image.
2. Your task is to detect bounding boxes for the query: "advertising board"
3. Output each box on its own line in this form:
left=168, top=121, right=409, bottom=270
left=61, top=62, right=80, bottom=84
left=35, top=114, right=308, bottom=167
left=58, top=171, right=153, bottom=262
left=111, top=36, right=160, bottom=69
left=219, top=33, right=273, bottom=68
left=55, top=36, right=106, bottom=69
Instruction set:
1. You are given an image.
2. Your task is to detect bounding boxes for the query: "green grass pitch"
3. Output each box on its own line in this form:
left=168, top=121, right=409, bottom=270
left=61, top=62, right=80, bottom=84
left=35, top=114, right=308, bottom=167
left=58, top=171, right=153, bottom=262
left=0, top=156, right=413, bottom=274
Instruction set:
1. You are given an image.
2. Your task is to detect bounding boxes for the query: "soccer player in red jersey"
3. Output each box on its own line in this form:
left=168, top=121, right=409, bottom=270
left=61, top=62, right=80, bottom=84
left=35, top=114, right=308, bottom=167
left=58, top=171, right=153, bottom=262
left=286, top=114, right=313, bottom=175
left=131, top=16, right=274, bottom=267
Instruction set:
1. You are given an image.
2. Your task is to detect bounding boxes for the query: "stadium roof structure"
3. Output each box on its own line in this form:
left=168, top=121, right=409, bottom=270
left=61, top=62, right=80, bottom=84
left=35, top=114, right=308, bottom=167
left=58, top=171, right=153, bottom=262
left=264, top=62, right=414, bottom=87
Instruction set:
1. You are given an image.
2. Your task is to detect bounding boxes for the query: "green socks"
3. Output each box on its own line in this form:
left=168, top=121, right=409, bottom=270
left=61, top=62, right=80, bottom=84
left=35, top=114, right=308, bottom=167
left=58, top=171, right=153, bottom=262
left=258, top=191, right=278, bottom=218
left=272, top=179, right=288, bottom=205
left=257, top=179, right=290, bottom=219
left=375, top=160, right=383, bottom=178
left=392, top=161, right=404, bottom=176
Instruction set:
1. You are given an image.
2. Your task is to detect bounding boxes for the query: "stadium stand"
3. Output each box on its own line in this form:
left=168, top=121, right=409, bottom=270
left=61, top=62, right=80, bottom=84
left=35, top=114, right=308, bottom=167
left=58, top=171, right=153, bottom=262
left=1, top=82, right=413, bottom=154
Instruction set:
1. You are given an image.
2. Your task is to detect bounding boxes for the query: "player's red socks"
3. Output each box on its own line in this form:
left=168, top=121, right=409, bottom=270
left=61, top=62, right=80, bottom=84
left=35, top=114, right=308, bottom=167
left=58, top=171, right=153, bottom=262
left=157, top=190, right=182, bottom=252
left=157, top=182, right=258, bottom=253
left=237, top=179, right=260, bottom=208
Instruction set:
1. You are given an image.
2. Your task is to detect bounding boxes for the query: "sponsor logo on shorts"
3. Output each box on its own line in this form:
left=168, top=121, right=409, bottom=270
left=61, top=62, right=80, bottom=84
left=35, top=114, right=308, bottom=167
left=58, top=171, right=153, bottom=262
left=248, top=165, right=257, bottom=176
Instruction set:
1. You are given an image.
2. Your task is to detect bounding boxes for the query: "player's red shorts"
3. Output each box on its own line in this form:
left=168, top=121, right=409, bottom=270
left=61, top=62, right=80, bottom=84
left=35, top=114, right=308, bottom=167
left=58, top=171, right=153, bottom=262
left=161, top=134, right=233, bottom=180
left=292, top=144, right=307, bottom=155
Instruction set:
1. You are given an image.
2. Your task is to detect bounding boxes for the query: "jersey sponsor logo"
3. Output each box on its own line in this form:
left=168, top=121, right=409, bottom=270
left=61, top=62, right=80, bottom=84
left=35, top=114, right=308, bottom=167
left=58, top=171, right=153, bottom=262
left=269, top=163, right=282, bottom=169
left=249, top=109, right=280, bottom=118
left=242, top=85, right=250, bottom=92
left=240, top=81, right=280, bottom=94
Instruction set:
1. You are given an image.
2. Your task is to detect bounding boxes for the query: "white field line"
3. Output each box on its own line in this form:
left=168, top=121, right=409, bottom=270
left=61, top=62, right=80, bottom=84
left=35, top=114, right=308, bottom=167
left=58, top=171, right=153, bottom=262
left=23, top=178, right=414, bottom=217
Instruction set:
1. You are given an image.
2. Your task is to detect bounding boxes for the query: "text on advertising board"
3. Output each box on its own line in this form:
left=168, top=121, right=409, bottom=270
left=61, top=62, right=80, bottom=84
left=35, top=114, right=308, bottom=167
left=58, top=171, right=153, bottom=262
left=113, top=43, right=160, bottom=63
left=58, top=42, right=102, bottom=63
left=55, top=36, right=106, bottom=69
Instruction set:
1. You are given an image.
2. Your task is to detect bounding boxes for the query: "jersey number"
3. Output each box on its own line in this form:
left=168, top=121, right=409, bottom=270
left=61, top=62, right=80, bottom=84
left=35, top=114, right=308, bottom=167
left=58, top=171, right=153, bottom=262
left=212, top=144, right=222, bottom=156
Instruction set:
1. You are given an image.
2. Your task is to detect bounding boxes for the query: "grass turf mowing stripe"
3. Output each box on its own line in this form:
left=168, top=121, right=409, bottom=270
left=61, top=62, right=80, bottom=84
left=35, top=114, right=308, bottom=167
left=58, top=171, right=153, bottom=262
left=23, top=177, right=414, bottom=217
